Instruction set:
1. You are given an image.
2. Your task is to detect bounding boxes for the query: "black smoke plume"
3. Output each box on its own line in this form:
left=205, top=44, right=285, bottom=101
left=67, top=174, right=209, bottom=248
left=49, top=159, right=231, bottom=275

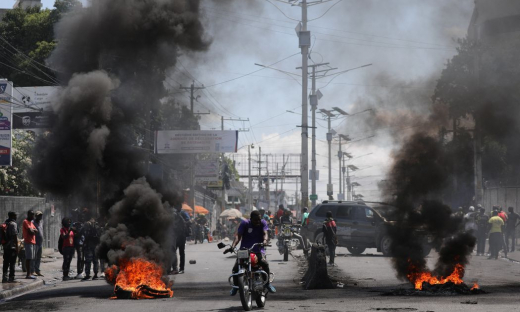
left=29, top=0, right=209, bottom=272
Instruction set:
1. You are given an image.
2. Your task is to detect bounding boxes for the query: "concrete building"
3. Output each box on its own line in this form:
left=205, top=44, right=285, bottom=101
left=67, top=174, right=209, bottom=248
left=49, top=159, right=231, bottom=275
left=1, top=0, right=42, bottom=20
left=468, top=0, right=520, bottom=43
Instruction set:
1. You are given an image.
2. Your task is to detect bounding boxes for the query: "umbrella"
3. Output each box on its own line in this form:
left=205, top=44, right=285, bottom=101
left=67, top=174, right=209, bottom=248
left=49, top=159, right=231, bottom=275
left=182, top=203, right=193, bottom=215
left=220, top=208, right=242, bottom=219
left=194, top=205, right=209, bottom=215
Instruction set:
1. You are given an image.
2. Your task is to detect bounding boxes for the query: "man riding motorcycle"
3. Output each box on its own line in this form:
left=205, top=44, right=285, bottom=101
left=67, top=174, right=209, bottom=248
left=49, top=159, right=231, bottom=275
left=226, top=210, right=276, bottom=295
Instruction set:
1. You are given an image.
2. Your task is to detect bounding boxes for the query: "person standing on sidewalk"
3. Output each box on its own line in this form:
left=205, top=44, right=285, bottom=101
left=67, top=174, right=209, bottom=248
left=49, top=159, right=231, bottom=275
left=2, top=212, right=18, bottom=283
left=488, top=210, right=505, bottom=260
left=171, top=201, right=190, bottom=274
left=22, top=210, right=38, bottom=279
left=475, top=207, right=489, bottom=256
left=60, top=218, right=75, bottom=281
left=80, top=218, right=101, bottom=281
left=505, top=207, right=520, bottom=252
left=322, top=211, right=337, bottom=266
left=32, top=211, right=44, bottom=277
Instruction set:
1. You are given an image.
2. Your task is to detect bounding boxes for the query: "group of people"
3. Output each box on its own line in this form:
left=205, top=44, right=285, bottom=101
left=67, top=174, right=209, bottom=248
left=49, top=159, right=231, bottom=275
left=1, top=210, right=44, bottom=283
left=463, top=204, right=520, bottom=259
left=59, top=211, right=104, bottom=281
left=0, top=210, right=43, bottom=283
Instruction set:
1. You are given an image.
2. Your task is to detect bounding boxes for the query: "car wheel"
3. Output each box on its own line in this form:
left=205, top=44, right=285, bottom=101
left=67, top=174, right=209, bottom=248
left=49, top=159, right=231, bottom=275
left=346, top=246, right=366, bottom=255
left=380, top=235, right=392, bottom=256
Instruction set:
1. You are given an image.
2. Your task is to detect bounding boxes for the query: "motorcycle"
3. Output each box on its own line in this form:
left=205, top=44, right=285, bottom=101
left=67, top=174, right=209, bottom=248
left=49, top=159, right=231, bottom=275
left=194, top=224, right=206, bottom=244
left=218, top=242, right=273, bottom=311
left=276, top=223, right=309, bottom=261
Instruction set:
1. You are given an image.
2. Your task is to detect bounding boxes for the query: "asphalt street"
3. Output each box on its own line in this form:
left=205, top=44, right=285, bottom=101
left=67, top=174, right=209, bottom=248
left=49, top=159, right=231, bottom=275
left=1, top=241, right=520, bottom=312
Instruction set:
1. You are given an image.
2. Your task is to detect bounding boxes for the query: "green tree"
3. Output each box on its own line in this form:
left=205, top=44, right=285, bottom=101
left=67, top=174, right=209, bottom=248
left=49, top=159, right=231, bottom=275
left=433, top=37, right=520, bottom=186
left=0, top=130, right=40, bottom=196
left=0, top=0, right=82, bottom=86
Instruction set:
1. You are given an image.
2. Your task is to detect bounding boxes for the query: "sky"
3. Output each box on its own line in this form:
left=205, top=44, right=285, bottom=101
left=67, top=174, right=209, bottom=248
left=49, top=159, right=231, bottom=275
left=1, top=0, right=476, bottom=204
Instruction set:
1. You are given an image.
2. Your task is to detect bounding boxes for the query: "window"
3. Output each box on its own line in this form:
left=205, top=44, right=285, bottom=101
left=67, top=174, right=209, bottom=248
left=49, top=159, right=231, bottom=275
left=365, top=208, right=374, bottom=218
left=315, top=205, right=337, bottom=218
left=336, top=206, right=352, bottom=219
left=351, top=207, right=367, bottom=220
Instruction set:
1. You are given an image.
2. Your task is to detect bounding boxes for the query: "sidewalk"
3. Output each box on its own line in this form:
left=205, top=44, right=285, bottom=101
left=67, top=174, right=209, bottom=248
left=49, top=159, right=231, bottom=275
left=1, top=248, right=65, bottom=300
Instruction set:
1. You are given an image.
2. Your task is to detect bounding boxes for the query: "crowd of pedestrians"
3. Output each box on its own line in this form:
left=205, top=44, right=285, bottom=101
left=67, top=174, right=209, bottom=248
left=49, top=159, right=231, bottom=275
left=462, top=204, right=519, bottom=259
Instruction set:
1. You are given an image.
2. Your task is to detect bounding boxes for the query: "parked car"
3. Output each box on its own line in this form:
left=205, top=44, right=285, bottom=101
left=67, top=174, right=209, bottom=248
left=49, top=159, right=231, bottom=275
left=300, top=200, right=432, bottom=256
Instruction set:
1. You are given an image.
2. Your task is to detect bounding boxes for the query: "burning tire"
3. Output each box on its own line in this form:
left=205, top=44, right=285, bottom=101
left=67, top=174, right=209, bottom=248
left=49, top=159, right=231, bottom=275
left=314, top=233, right=330, bottom=256
left=346, top=246, right=366, bottom=255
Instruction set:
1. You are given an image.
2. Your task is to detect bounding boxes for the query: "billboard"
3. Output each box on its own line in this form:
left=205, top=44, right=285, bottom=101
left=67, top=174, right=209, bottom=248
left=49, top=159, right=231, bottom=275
left=12, top=111, right=54, bottom=129
left=0, top=81, right=13, bottom=166
left=195, top=159, right=219, bottom=184
left=155, top=130, right=238, bottom=154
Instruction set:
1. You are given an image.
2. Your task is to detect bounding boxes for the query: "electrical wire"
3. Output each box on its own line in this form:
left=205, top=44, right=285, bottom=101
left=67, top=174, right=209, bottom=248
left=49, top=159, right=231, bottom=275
left=264, top=0, right=301, bottom=22
left=308, top=0, right=344, bottom=22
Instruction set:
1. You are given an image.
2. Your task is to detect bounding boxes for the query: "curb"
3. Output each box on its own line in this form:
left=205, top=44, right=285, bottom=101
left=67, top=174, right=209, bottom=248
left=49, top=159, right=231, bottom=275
left=0, top=279, right=45, bottom=300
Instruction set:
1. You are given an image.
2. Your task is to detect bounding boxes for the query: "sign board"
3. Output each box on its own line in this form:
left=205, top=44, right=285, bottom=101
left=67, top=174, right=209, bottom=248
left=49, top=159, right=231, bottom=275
left=195, top=160, right=219, bottom=184
left=155, top=130, right=238, bottom=154
left=206, top=180, right=223, bottom=189
left=0, top=81, right=13, bottom=166
left=13, top=86, right=58, bottom=111
left=12, top=111, right=54, bottom=129
left=310, top=194, right=318, bottom=200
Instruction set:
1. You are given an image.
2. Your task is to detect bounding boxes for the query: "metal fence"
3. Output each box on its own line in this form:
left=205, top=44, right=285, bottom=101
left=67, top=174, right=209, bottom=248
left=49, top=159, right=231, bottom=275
left=482, top=187, right=520, bottom=211
left=0, top=196, right=63, bottom=251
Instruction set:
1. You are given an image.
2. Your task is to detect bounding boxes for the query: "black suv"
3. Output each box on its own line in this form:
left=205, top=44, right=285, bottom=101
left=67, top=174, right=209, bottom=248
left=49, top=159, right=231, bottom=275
left=300, top=200, right=432, bottom=256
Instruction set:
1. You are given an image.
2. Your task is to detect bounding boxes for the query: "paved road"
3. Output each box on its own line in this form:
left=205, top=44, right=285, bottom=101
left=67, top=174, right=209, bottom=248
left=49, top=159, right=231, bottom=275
left=2, top=242, right=520, bottom=311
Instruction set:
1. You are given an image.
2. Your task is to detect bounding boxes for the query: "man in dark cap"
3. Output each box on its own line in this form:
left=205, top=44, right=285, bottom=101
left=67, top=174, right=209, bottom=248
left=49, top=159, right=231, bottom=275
left=2, top=211, right=18, bottom=283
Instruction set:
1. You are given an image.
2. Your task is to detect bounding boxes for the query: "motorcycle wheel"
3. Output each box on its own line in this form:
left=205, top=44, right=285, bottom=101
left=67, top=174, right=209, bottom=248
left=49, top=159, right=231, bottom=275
left=283, top=244, right=289, bottom=261
left=237, top=275, right=252, bottom=311
left=255, top=290, right=266, bottom=308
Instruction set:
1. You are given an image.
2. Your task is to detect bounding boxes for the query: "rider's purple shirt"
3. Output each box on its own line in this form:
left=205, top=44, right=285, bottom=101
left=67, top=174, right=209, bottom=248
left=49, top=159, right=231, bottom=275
left=238, top=219, right=268, bottom=253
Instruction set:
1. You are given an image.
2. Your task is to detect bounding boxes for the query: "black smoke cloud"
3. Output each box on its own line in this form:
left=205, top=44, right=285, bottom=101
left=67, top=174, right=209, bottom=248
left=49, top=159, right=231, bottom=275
left=30, top=0, right=209, bottom=270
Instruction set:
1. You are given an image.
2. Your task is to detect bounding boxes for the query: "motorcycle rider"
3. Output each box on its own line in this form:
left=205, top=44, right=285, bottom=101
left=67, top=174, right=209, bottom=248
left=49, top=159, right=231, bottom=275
left=280, top=209, right=293, bottom=224
left=195, top=213, right=208, bottom=244
left=226, top=210, right=276, bottom=295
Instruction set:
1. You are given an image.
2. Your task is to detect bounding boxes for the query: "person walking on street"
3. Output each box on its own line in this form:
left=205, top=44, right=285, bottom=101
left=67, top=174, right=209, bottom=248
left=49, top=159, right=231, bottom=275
left=2, top=212, right=18, bottom=283
left=80, top=218, right=101, bottom=281
left=488, top=211, right=505, bottom=260
left=505, top=207, right=520, bottom=252
left=301, top=207, right=309, bottom=226
left=322, top=211, right=337, bottom=266
left=60, top=218, right=75, bottom=281
left=32, top=211, right=44, bottom=277
left=475, top=207, right=489, bottom=256
left=22, top=210, right=38, bottom=279
left=172, top=201, right=190, bottom=274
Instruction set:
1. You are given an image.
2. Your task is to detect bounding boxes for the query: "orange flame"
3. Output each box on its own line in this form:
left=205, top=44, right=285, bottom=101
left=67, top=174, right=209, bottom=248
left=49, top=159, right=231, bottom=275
left=470, top=282, right=479, bottom=290
left=407, top=261, right=465, bottom=290
left=105, top=258, right=173, bottom=299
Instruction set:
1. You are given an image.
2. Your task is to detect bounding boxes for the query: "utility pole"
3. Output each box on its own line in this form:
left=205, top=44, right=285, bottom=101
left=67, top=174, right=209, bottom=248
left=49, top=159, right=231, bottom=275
left=338, top=136, right=342, bottom=200
left=342, top=155, right=346, bottom=197
left=180, top=81, right=205, bottom=113
left=248, top=145, right=253, bottom=212
left=300, top=62, right=335, bottom=207
left=300, top=0, right=310, bottom=212
left=258, top=146, right=262, bottom=204
left=266, top=154, right=270, bottom=211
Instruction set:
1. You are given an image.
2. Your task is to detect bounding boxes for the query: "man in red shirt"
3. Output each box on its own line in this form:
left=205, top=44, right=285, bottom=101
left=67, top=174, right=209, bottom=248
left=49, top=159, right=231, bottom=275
left=60, top=218, right=75, bottom=281
left=22, top=210, right=38, bottom=279
left=322, top=211, right=337, bottom=266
